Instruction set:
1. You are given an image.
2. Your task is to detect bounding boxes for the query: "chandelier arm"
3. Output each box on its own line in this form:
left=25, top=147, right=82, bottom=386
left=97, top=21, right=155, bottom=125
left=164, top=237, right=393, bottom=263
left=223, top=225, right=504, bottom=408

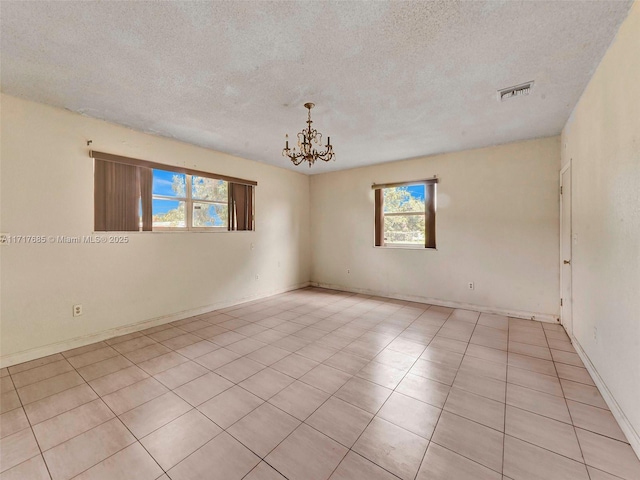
left=282, top=147, right=305, bottom=161
left=291, top=155, right=305, bottom=166
left=317, top=152, right=334, bottom=162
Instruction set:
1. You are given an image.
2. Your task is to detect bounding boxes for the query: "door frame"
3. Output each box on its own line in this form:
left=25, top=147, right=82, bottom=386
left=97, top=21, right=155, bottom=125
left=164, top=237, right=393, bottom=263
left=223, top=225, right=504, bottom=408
left=559, top=160, right=572, bottom=332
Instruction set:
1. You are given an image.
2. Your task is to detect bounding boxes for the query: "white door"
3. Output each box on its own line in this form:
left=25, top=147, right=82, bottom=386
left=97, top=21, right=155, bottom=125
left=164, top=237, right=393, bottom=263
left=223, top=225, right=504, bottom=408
left=560, top=164, right=573, bottom=335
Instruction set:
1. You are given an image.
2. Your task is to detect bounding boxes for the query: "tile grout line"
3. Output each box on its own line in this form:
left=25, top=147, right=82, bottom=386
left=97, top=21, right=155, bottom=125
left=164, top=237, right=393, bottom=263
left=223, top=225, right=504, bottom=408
left=343, top=309, right=517, bottom=480
left=544, top=323, right=592, bottom=479
left=231, top=304, right=395, bottom=474
left=92, top=333, right=286, bottom=477
left=44, top=350, right=168, bottom=480
left=213, top=302, right=406, bottom=477
left=325, top=306, right=456, bottom=480
left=11, top=331, right=218, bottom=477
left=159, top=295, right=380, bottom=479
left=255, top=303, right=417, bottom=480
left=10, top=331, right=184, bottom=410
left=502, top=316, right=511, bottom=477
left=3, top=370, right=56, bottom=480
left=133, top=292, right=381, bottom=477
left=413, top=312, right=512, bottom=479
left=497, top=324, right=626, bottom=476
left=409, top=309, right=467, bottom=480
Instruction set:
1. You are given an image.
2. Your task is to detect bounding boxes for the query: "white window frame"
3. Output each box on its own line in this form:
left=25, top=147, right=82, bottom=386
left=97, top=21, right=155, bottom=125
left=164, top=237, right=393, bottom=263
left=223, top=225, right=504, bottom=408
left=152, top=171, right=229, bottom=232
left=382, top=183, right=427, bottom=248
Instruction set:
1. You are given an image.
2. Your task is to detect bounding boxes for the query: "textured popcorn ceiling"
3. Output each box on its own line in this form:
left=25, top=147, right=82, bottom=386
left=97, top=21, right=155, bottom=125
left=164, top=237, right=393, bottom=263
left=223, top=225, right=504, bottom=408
left=0, top=1, right=632, bottom=173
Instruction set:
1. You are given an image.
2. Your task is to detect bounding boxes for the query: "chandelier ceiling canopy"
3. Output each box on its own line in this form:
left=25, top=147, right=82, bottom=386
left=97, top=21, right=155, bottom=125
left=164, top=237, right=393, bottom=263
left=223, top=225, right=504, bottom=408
left=283, top=103, right=334, bottom=168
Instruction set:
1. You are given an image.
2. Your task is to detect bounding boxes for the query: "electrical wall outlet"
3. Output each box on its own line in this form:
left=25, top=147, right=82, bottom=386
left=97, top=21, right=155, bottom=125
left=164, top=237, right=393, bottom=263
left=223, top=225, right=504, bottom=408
left=73, top=304, right=83, bottom=317
left=468, top=282, right=474, bottom=290
left=347, top=269, right=351, bottom=274
left=594, top=327, right=598, bottom=343
left=255, top=274, right=259, bottom=280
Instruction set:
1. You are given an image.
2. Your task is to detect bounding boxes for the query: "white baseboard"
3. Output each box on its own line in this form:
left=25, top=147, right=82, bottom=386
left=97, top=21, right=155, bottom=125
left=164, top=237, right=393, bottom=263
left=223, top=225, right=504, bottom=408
left=311, top=282, right=559, bottom=323
left=568, top=332, right=640, bottom=459
left=0, top=282, right=310, bottom=369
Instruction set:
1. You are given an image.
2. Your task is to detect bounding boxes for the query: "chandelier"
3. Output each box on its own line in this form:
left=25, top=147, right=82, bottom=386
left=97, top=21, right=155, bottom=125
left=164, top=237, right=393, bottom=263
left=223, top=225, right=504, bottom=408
left=283, top=103, right=335, bottom=167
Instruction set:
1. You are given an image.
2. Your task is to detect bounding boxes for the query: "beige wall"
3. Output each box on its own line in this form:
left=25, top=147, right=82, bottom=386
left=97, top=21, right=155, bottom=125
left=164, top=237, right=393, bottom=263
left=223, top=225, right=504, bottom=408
left=0, top=94, right=310, bottom=364
left=561, top=1, right=640, bottom=450
left=310, top=136, right=561, bottom=320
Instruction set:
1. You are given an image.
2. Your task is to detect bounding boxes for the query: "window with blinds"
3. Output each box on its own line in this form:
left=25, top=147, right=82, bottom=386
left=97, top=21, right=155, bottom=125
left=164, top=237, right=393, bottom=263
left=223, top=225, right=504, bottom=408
left=92, top=151, right=256, bottom=232
left=373, top=179, right=437, bottom=249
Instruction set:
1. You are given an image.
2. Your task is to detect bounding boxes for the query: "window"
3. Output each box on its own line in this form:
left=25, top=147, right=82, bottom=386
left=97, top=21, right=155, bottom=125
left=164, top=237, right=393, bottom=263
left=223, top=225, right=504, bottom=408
left=151, top=170, right=229, bottom=230
left=191, top=176, right=228, bottom=228
left=373, top=179, right=437, bottom=248
left=92, top=151, right=256, bottom=232
left=152, top=170, right=188, bottom=229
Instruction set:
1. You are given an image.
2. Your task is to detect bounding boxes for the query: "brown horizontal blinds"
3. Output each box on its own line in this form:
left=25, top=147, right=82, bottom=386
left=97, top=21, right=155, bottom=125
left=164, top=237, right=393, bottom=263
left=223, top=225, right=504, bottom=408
left=371, top=178, right=438, bottom=190
left=94, top=160, right=140, bottom=231
left=90, top=150, right=257, bottom=187
left=374, top=188, right=384, bottom=246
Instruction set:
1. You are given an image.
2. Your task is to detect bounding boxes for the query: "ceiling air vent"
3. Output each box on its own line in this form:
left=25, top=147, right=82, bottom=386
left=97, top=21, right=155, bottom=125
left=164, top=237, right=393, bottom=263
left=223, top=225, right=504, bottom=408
left=498, top=81, right=534, bottom=102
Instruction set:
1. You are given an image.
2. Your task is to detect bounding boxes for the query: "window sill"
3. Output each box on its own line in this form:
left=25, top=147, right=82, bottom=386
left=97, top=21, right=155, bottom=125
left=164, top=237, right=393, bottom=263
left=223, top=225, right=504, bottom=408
left=374, top=244, right=437, bottom=251
left=92, top=230, right=254, bottom=234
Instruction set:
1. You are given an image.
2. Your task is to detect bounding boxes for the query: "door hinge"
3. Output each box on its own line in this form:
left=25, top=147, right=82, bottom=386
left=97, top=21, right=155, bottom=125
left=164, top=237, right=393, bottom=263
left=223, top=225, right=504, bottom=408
left=560, top=186, right=563, bottom=195
left=560, top=298, right=563, bottom=306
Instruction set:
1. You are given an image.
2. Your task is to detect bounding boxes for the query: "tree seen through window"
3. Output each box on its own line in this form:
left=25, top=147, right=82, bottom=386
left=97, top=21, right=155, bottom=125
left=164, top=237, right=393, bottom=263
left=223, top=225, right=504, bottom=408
left=151, top=170, right=228, bottom=229
left=383, top=185, right=426, bottom=245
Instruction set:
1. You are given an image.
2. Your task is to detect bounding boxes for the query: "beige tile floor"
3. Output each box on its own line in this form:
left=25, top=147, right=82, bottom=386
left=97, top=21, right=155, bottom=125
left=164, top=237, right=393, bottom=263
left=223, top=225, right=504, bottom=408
left=1, top=287, right=639, bottom=480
